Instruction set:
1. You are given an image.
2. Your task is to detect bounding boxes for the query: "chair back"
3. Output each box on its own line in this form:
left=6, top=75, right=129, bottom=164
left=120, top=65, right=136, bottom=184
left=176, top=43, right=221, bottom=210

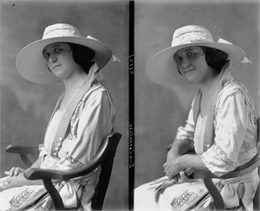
left=253, top=117, right=260, bottom=210
left=91, top=132, right=122, bottom=210
left=257, top=117, right=260, bottom=145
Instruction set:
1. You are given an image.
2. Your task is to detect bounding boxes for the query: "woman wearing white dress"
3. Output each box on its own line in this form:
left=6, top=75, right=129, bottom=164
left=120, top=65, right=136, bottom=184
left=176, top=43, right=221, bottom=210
left=0, top=23, right=118, bottom=210
left=135, top=25, right=258, bottom=210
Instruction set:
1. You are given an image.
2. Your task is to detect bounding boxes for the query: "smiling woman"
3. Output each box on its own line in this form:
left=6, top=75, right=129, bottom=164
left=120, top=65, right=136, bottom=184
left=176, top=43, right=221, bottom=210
left=0, top=23, right=117, bottom=210
left=174, top=46, right=228, bottom=85
left=135, top=25, right=258, bottom=211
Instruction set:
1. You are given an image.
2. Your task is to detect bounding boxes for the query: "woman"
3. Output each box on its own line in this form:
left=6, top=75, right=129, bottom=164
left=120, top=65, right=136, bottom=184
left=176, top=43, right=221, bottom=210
left=0, top=23, right=117, bottom=210
left=135, top=25, right=258, bottom=210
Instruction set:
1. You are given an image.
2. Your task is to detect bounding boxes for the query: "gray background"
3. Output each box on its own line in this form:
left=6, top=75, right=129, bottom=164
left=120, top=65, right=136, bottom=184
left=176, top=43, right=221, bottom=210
left=0, top=0, right=128, bottom=210
left=135, top=0, right=259, bottom=187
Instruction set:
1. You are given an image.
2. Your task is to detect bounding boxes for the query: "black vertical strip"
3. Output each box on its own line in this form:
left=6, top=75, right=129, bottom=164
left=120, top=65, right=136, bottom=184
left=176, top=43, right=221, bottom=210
left=129, top=0, right=135, bottom=210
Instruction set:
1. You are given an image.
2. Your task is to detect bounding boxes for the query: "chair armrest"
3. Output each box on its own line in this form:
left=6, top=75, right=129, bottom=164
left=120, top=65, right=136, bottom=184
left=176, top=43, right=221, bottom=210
left=24, top=159, right=100, bottom=181
left=185, top=152, right=260, bottom=180
left=183, top=153, right=260, bottom=211
left=23, top=132, right=121, bottom=210
left=6, top=145, right=39, bottom=154
left=24, top=133, right=121, bottom=181
left=167, top=142, right=259, bottom=210
left=6, top=145, right=39, bottom=167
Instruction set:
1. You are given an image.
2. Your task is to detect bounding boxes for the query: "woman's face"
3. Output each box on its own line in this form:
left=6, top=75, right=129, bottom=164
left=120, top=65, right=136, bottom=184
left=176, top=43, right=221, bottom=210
left=173, top=46, right=213, bottom=84
left=42, top=42, right=79, bottom=79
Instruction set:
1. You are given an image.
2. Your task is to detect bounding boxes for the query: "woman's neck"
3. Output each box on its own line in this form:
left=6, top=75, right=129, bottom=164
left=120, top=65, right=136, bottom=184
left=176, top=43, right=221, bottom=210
left=199, top=65, right=232, bottom=95
left=198, top=67, right=220, bottom=95
left=59, top=73, right=89, bottom=110
left=63, top=71, right=89, bottom=92
left=199, top=76, right=219, bottom=95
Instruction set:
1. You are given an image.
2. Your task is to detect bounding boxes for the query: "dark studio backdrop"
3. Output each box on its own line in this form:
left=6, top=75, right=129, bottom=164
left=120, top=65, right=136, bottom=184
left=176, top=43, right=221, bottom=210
left=135, top=0, right=259, bottom=187
left=0, top=0, right=129, bottom=210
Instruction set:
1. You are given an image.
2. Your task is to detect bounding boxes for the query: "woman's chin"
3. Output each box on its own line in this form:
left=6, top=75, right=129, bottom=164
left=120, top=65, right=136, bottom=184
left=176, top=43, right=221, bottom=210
left=185, top=76, right=197, bottom=83
left=53, top=72, right=67, bottom=80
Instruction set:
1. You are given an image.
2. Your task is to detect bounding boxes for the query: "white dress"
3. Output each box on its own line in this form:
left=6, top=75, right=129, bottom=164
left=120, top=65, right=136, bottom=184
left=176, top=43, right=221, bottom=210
left=0, top=82, right=116, bottom=211
left=134, top=77, right=259, bottom=211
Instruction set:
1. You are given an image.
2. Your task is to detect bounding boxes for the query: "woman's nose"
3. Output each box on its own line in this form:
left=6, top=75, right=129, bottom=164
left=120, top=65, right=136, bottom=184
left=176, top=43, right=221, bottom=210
left=181, top=58, right=191, bottom=68
left=49, top=54, right=58, bottom=63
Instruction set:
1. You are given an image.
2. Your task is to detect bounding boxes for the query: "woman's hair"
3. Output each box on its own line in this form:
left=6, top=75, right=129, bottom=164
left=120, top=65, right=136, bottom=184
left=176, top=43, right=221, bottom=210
left=201, top=46, right=229, bottom=73
left=68, top=43, right=96, bottom=74
left=177, top=46, right=229, bottom=75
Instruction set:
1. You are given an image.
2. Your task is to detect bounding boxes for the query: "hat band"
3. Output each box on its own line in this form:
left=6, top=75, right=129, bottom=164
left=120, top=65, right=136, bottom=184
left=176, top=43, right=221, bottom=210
left=171, top=31, right=213, bottom=47
left=43, top=28, right=81, bottom=39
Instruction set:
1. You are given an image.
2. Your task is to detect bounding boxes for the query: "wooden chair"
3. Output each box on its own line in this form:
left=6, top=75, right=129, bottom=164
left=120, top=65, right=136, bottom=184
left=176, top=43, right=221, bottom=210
left=6, top=132, right=122, bottom=210
left=167, top=117, right=260, bottom=210
left=253, top=116, right=260, bottom=210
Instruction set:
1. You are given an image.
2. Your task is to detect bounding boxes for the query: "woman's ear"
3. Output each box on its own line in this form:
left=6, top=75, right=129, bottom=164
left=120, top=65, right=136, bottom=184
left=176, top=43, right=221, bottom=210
left=67, top=44, right=72, bottom=52
left=199, top=46, right=205, bottom=56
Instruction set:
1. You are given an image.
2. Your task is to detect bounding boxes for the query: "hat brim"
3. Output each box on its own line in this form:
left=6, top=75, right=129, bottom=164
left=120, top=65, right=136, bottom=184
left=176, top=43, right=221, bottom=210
left=147, top=42, right=245, bottom=86
left=16, top=37, right=112, bottom=84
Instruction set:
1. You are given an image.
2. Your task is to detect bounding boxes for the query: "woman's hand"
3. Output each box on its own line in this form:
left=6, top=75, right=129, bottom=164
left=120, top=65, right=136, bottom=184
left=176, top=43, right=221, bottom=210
left=0, top=173, right=27, bottom=191
left=0, top=177, right=12, bottom=191
left=163, top=154, right=183, bottom=181
left=164, top=151, right=181, bottom=182
left=5, top=167, right=25, bottom=177
left=165, top=149, right=179, bottom=165
left=0, top=167, right=27, bottom=191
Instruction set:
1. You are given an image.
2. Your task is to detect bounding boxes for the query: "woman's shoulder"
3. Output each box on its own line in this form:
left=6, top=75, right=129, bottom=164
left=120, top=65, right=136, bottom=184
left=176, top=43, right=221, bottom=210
left=216, top=78, right=256, bottom=122
left=218, top=78, right=252, bottom=103
left=215, top=79, right=256, bottom=124
left=80, top=82, right=114, bottom=107
left=85, top=82, right=109, bottom=98
left=89, top=81, right=108, bottom=92
left=222, top=78, right=248, bottom=93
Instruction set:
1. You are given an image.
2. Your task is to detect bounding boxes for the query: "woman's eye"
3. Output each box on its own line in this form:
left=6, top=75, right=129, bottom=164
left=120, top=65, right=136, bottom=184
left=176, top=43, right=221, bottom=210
left=174, top=56, right=182, bottom=62
left=187, top=52, right=195, bottom=57
left=43, top=52, right=50, bottom=59
left=54, top=48, right=63, bottom=53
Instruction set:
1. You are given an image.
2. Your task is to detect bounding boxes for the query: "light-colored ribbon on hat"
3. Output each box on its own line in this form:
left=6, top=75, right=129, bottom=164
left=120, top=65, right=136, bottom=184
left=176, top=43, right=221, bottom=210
left=218, top=38, right=252, bottom=64
left=86, top=35, right=121, bottom=63
left=96, top=54, right=121, bottom=81
left=86, top=35, right=120, bottom=82
left=88, top=62, right=101, bottom=82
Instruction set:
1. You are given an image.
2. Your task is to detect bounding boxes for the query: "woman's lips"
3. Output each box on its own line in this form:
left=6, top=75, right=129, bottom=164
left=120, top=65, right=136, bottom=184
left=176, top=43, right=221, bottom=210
left=184, top=68, right=195, bottom=74
left=52, top=64, right=61, bottom=69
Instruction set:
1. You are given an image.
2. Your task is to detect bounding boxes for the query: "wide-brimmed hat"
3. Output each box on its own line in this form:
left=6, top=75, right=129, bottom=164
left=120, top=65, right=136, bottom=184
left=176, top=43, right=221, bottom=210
left=147, top=25, right=246, bottom=86
left=16, top=23, right=113, bottom=84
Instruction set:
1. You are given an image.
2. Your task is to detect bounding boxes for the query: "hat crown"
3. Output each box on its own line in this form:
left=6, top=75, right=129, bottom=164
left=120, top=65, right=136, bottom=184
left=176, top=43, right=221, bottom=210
left=171, top=25, right=214, bottom=47
left=43, top=23, right=82, bottom=39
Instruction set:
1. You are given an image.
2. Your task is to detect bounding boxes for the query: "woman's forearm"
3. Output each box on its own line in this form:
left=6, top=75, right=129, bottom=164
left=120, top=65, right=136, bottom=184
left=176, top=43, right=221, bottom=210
left=19, top=157, right=43, bottom=186
left=179, top=154, right=208, bottom=171
left=169, top=138, right=192, bottom=156
left=31, top=157, right=42, bottom=168
left=6, top=173, right=43, bottom=188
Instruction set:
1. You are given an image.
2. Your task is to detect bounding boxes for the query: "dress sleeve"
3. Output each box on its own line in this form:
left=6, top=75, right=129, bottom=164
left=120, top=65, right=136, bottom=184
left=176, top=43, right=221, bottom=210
left=60, top=90, right=115, bottom=166
left=175, top=98, right=195, bottom=149
left=201, top=89, right=249, bottom=176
